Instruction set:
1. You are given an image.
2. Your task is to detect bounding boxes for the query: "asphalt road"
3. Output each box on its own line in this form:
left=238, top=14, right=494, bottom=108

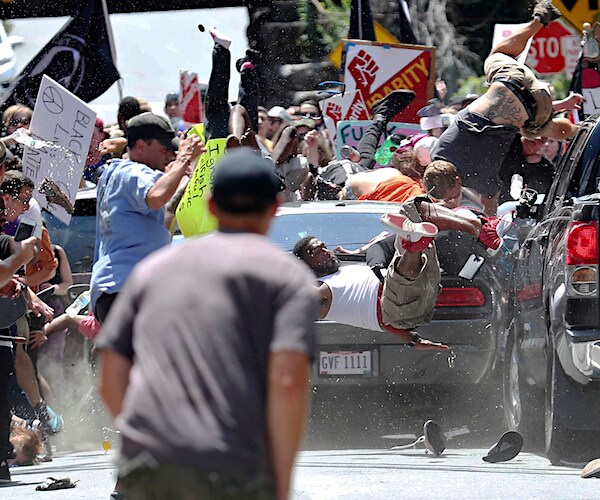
left=3, top=446, right=597, bottom=499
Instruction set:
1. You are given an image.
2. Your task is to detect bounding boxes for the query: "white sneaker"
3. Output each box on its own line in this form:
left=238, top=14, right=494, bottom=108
left=208, top=26, right=231, bottom=49
left=380, top=213, right=438, bottom=242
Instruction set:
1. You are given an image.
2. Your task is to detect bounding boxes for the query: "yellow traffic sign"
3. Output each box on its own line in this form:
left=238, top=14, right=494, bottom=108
left=554, top=0, right=600, bottom=31
left=328, top=21, right=400, bottom=68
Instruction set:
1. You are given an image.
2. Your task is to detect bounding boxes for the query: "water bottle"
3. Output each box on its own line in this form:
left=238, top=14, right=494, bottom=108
left=374, top=134, right=403, bottom=166
left=66, top=290, right=91, bottom=318
left=583, top=22, right=600, bottom=59
left=510, top=174, right=524, bottom=200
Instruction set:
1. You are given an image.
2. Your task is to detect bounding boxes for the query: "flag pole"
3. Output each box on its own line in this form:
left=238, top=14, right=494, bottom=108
left=100, top=0, right=123, bottom=101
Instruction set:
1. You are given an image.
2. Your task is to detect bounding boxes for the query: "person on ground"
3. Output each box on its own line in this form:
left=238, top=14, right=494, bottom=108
left=97, top=148, right=318, bottom=500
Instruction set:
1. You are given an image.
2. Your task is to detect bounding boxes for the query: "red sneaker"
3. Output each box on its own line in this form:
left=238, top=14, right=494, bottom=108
left=380, top=213, right=438, bottom=242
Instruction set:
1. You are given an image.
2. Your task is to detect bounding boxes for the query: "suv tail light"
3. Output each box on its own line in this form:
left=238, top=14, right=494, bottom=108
left=566, top=221, right=598, bottom=297
left=567, top=221, right=598, bottom=265
left=435, top=287, right=485, bottom=307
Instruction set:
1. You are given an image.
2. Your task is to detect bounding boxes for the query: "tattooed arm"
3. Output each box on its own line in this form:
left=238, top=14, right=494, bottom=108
left=467, top=82, right=529, bottom=128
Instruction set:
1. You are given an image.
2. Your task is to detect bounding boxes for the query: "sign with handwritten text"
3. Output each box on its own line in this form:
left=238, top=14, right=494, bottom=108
left=22, top=75, right=96, bottom=224
left=176, top=134, right=226, bottom=237
left=335, top=120, right=422, bottom=160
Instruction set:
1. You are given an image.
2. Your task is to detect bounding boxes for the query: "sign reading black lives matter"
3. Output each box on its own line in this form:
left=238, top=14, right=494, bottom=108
left=22, top=75, right=96, bottom=225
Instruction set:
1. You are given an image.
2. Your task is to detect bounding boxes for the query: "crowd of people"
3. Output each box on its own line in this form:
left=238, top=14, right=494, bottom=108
left=0, top=0, right=591, bottom=497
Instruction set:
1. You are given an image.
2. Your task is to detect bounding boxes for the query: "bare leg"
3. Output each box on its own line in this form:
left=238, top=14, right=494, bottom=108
left=490, top=19, right=542, bottom=58
left=228, top=104, right=260, bottom=151
left=229, top=103, right=250, bottom=138
left=271, top=126, right=299, bottom=167
left=15, top=344, right=42, bottom=407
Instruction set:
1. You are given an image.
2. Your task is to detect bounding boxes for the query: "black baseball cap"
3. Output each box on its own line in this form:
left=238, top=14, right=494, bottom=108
left=126, top=112, right=179, bottom=151
left=212, top=148, right=284, bottom=214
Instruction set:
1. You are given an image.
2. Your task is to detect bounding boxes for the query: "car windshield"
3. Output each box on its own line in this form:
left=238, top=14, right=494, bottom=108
left=269, top=212, right=387, bottom=252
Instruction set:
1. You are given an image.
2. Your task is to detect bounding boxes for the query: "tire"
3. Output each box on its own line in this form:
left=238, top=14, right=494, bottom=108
left=503, top=332, right=544, bottom=446
left=545, top=341, right=576, bottom=465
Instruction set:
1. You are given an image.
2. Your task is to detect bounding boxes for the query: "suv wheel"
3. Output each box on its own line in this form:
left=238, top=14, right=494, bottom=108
left=503, top=331, right=543, bottom=444
left=545, top=340, right=575, bottom=465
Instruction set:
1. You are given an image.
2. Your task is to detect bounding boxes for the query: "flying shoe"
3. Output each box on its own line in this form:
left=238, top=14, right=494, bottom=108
left=482, top=431, right=523, bottom=463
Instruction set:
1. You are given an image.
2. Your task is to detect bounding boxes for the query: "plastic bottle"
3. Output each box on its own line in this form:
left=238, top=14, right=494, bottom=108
left=510, top=174, right=524, bottom=200
left=374, top=134, right=403, bottom=166
left=66, top=290, right=91, bottom=318
left=583, top=22, right=600, bottom=59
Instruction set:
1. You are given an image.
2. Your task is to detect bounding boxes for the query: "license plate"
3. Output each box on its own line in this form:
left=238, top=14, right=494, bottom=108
left=319, top=350, right=373, bottom=376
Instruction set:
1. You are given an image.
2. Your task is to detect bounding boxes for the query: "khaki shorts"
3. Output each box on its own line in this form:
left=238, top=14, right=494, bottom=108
left=380, top=196, right=441, bottom=330
left=484, top=52, right=553, bottom=133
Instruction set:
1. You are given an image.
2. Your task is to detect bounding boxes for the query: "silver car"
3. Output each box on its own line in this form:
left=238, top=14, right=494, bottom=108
left=269, top=200, right=510, bottom=388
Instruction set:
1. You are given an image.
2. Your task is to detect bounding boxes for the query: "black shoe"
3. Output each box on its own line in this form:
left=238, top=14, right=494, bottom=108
left=423, top=420, right=445, bottom=456
left=371, top=90, right=416, bottom=120
left=482, top=431, right=523, bottom=463
left=0, top=460, right=11, bottom=483
left=533, top=0, right=561, bottom=26
left=236, top=48, right=260, bottom=72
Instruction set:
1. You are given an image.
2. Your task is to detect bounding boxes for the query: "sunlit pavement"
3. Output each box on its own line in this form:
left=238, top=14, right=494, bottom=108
left=3, top=447, right=598, bottom=499
left=3, top=450, right=117, bottom=499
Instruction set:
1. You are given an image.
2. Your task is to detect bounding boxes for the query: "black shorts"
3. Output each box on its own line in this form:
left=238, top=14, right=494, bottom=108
left=431, top=110, right=518, bottom=197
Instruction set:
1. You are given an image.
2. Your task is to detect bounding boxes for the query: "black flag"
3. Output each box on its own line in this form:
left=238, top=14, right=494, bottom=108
left=398, top=0, right=418, bottom=44
left=349, top=0, right=376, bottom=41
left=0, top=0, right=120, bottom=112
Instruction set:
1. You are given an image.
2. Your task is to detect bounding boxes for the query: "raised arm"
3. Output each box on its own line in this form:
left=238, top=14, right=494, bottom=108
left=145, top=135, right=205, bottom=210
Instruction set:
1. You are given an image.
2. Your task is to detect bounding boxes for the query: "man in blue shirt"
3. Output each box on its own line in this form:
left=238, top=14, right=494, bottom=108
left=91, top=113, right=205, bottom=323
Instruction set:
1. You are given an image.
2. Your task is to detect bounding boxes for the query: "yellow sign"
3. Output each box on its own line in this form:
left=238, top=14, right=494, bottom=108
left=554, top=0, right=600, bottom=31
left=328, top=21, right=401, bottom=68
left=175, top=129, right=226, bottom=238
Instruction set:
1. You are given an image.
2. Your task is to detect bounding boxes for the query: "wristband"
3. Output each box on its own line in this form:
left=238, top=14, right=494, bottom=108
left=408, top=333, right=422, bottom=347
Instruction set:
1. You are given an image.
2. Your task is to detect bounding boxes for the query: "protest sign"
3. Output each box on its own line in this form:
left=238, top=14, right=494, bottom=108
left=176, top=125, right=226, bottom=237
left=339, top=40, right=435, bottom=125
left=335, top=120, right=422, bottom=160
left=21, top=74, right=96, bottom=225
left=180, top=70, right=203, bottom=125
left=493, top=21, right=579, bottom=74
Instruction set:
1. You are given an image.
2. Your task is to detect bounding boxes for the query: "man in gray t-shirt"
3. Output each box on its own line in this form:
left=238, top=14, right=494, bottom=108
left=97, top=148, right=318, bottom=500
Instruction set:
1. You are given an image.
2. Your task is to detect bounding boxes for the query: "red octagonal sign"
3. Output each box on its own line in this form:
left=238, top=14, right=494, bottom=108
left=527, top=21, right=580, bottom=75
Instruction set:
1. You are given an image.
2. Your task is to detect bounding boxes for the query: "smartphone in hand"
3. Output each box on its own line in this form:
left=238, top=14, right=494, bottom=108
left=14, top=219, right=37, bottom=242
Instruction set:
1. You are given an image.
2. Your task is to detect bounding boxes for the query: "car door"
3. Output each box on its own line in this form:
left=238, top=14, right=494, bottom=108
left=513, top=121, right=596, bottom=385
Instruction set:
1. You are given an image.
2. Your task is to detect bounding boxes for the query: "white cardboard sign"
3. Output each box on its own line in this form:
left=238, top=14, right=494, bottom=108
left=21, top=75, right=96, bottom=224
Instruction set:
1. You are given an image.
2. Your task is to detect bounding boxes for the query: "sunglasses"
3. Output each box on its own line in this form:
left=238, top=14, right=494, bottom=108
left=12, top=195, right=30, bottom=206
left=8, top=117, right=30, bottom=127
left=301, top=112, right=321, bottom=119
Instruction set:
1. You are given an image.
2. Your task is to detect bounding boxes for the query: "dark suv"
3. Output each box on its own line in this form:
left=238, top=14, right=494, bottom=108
left=502, top=114, right=600, bottom=464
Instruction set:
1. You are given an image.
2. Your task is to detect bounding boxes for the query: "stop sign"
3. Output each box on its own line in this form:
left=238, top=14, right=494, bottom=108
left=527, top=21, right=580, bottom=75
